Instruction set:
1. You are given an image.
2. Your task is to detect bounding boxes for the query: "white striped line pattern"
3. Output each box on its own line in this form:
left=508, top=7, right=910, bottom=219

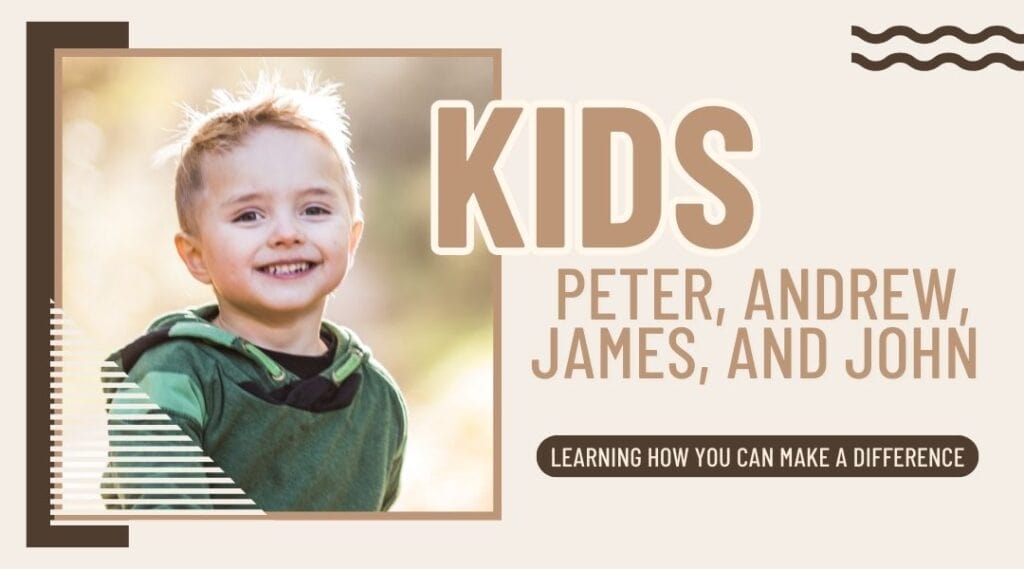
left=50, top=302, right=264, bottom=516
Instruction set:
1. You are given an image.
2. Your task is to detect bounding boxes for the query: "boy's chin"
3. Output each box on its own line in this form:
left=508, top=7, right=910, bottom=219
left=257, top=297, right=328, bottom=316
left=220, top=296, right=329, bottom=321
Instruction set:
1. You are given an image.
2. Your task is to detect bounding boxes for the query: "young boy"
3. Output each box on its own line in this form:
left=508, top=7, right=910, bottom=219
left=104, top=76, right=406, bottom=511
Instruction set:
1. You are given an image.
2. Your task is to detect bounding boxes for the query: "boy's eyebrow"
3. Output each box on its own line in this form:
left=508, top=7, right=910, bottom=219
left=220, top=187, right=340, bottom=208
left=221, top=191, right=266, bottom=208
left=297, top=187, right=341, bottom=199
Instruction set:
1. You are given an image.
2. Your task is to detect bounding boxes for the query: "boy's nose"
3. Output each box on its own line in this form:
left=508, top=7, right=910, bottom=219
left=268, top=217, right=305, bottom=247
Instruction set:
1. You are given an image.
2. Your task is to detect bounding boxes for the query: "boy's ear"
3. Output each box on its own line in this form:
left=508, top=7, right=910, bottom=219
left=174, top=232, right=212, bottom=285
left=347, top=220, right=364, bottom=267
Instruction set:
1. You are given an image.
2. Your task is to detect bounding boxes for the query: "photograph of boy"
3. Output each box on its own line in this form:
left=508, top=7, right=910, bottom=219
left=102, top=76, right=406, bottom=511
left=58, top=56, right=494, bottom=516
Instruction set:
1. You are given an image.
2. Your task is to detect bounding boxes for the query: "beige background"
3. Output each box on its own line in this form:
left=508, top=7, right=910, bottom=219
left=5, top=0, right=1024, bottom=566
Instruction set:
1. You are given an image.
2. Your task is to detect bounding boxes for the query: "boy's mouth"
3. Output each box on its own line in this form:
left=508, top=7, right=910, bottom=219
left=257, top=261, right=318, bottom=277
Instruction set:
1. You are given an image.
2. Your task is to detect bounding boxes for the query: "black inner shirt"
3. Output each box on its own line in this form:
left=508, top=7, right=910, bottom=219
left=257, top=332, right=337, bottom=379
left=241, top=332, right=361, bottom=412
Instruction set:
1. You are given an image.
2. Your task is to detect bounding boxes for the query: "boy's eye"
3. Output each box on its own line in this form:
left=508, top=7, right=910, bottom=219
left=303, top=205, right=331, bottom=216
left=232, top=211, right=263, bottom=223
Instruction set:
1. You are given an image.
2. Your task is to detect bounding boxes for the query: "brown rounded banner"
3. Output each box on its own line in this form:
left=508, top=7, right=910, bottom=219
left=538, top=436, right=977, bottom=477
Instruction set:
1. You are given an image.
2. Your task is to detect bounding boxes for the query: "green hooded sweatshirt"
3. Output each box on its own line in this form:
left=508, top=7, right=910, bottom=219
left=103, top=305, right=406, bottom=512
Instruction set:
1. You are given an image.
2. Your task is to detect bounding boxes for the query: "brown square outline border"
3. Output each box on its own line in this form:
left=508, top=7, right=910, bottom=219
left=29, top=22, right=503, bottom=547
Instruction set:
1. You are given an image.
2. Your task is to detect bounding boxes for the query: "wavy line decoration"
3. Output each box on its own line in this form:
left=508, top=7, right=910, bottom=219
left=852, top=52, right=1024, bottom=71
left=852, top=25, right=1024, bottom=44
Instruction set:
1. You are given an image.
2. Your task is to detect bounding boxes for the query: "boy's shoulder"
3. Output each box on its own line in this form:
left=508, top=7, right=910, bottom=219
left=321, top=321, right=407, bottom=439
left=323, top=320, right=405, bottom=401
left=110, top=305, right=239, bottom=378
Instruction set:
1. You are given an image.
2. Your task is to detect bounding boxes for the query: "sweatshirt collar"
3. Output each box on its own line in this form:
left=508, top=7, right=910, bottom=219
left=156, top=304, right=362, bottom=385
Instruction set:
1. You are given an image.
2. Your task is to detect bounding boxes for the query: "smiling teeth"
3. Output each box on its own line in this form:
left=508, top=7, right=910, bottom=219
left=264, top=262, right=311, bottom=275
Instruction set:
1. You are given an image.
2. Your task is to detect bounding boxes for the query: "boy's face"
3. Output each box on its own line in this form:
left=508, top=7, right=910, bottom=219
left=175, top=125, right=363, bottom=322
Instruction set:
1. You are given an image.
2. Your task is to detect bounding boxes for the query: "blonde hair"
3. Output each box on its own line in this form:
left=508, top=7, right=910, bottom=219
left=165, top=72, right=362, bottom=234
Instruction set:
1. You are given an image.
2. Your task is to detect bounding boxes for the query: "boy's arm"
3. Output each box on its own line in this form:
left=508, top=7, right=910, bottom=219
left=380, top=371, right=408, bottom=512
left=381, top=441, right=404, bottom=511
left=105, top=345, right=213, bottom=510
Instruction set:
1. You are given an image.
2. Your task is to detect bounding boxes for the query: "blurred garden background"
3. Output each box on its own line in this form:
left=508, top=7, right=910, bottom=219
left=59, top=56, right=496, bottom=511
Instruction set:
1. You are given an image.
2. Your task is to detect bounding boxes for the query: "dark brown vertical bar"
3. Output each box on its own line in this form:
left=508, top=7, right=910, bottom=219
left=27, top=21, right=130, bottom=547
